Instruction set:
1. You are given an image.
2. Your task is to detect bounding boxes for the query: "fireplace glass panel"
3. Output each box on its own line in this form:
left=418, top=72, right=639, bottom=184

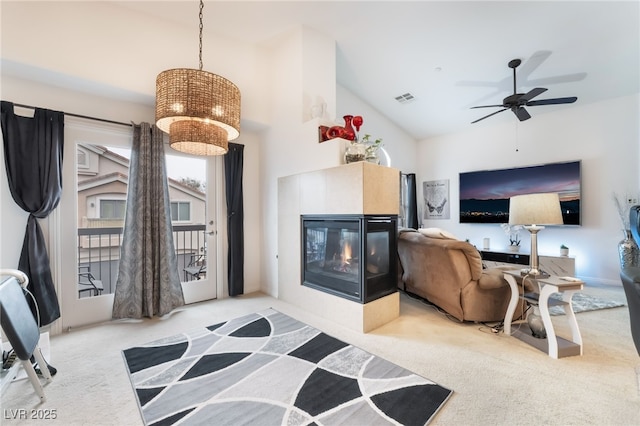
left=306, top=226, right=360, bottom=284
left=366, top=231, right=389, bottom=277
left=302, top=215, right=397, bottom=303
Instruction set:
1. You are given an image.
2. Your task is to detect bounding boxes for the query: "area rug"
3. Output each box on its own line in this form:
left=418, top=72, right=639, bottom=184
left=549, top=293, right=626, bottom=316
left=122, top=308, right=453, bottom=426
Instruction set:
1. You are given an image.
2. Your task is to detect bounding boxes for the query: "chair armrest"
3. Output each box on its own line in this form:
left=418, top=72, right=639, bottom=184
left=621, top=266, right=640, bottom=284
left=0, top=269, right=29, bottom=288
left=477, top=268, right=508, bottom=290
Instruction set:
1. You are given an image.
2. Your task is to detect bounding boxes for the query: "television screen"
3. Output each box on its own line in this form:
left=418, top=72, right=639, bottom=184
left=459, top=160, right=581, bottom=225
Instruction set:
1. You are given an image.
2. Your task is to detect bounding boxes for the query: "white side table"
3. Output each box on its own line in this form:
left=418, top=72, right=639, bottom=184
left=503, top=270, right=583, bottom=359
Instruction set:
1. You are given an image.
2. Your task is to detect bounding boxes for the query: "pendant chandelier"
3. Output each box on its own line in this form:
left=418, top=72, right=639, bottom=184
left=155, top=0, right=241, bottom=155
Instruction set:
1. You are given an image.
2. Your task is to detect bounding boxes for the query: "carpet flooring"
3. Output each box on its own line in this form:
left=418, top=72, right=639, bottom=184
left=122, top=308, right=453, bottom=426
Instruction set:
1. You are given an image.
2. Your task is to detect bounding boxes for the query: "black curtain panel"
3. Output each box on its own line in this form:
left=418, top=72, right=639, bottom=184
left=1, top=101, right=64, bottom=326
left=224, top=143, right=244, bottom=296
left=403, top=173, right=419, bottom=229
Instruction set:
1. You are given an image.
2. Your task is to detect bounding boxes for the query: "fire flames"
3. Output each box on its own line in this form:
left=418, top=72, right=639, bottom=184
left=333, top=240, right=354, bottom=273
left=342, top=241, right=352, bottom=264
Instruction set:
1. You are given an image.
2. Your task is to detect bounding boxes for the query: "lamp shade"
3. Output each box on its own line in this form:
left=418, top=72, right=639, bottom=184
left=169, top=120, right=228, bottom=156
left=155, top=68, right=241, bottom=141
left=508, top=193, right=564, bottom=226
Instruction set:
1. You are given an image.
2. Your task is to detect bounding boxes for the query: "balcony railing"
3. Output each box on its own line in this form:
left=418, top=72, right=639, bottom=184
left=77, top=224, right=207, bottom=298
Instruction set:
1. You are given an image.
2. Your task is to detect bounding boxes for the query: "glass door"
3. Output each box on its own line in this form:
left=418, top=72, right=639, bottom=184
left=60, top=120, right=218, bottom=329
left=166, top=151, right=218, bottom=304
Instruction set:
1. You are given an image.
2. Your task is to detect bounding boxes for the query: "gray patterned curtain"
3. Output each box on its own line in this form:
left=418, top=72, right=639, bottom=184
left=112, top=123, right=184, bottom=319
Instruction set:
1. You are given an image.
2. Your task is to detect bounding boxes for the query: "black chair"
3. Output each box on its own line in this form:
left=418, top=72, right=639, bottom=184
left=620, top=205, right=640, bottom=355
left=78, top=265, right=104, bottom=297
left=184, top=253, right=206, bottom=281
left=0, top=270, right=53, bottom=401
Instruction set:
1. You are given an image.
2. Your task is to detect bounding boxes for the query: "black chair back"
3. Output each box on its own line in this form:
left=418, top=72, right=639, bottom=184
left=631, top=205, right=640, bottom=246
left=621, top=205, right=640, bottom=355
left=0, top=276, right=40, bottom=361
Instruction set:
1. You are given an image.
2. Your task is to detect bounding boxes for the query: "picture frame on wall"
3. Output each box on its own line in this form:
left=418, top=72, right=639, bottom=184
left=423, top=179, right=450, bottom=220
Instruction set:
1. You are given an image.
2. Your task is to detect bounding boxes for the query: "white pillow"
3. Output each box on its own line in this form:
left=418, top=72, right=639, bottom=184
left=418, top=227, right=458, bottom=240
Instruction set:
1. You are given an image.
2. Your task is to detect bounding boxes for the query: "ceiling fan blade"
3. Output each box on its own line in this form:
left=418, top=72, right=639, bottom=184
left=470, top=104, right=505, bottom=109
left=471, top=108, right=508, bottom=124
left=513, top=107, right=531, bottom=121
left=526, top=96, right=578, bottom=106
left=519, top=87, right=547, bottom=102
left=527, top=73, right=587, bottom=86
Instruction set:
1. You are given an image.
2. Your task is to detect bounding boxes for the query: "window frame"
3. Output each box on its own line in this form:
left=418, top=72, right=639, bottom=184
left=170, top=200, right=192, bottom=223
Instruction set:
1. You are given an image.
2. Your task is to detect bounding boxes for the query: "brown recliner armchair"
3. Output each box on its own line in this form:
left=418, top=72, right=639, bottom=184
left=620, top=205, right=640, bottom=355
left=397, top=228, right=522, bottom=323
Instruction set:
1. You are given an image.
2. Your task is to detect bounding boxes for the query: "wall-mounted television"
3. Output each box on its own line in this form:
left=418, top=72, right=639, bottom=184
left=459, top=160, right=581, bottom=225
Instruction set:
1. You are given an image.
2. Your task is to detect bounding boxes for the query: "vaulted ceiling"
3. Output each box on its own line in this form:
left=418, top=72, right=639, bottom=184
left=2, top=1, right=638, bottom=140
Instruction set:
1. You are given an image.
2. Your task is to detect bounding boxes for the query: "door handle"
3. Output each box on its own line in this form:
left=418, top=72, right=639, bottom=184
left=205, top=230, right=216, bottom=235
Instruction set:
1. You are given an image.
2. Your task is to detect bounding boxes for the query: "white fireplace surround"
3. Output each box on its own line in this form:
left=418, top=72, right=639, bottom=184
left=278, top=162, right=400, bottom=332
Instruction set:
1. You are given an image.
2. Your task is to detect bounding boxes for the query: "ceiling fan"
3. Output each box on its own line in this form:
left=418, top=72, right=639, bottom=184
left=470, top=58, right=577, bottom=124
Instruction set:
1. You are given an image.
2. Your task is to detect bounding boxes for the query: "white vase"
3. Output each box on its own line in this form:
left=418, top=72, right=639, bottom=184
left=508, top=245, right=520, bottom=252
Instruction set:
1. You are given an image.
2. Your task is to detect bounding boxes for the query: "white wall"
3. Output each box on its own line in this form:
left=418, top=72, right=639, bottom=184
left=336, top=86, right=418, bottom=175
left=258, top=26, right=340, bottom=297
left=416, top=94, right=640, bottom=285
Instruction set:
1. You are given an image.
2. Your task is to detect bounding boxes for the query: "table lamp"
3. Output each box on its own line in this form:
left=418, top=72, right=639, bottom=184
left=509, top=192, right=563, bottom=277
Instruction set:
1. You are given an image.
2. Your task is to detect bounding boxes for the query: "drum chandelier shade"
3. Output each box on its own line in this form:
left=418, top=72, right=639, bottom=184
left=155, top=68, right=241, bottom=141
left=169, top=120, right=228, bottom=156
left=154, top=0, right=241, bottom=155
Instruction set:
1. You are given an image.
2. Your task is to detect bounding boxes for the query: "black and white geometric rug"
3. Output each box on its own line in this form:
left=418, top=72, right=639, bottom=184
left=122, top=308, right=452, bottom=425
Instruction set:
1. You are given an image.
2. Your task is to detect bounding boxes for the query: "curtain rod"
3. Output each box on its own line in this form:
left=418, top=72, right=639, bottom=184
left=12, top=102, right=133, bottom=128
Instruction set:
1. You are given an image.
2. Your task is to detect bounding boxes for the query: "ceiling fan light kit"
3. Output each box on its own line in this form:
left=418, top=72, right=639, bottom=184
left=471, top=58, right=577, bottom=124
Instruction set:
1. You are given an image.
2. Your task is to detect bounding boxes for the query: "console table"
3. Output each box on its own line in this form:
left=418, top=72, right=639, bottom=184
left=481, top=249, right=575, bottom=276
left=503, top=270, right=583, bottom=359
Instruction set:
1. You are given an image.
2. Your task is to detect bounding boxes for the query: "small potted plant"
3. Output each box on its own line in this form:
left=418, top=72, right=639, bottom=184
left=361, top=134, right=383, bottom=164
left=560, top=244, right=569, bottom=256
left=500, top=224, right=522, bottom=252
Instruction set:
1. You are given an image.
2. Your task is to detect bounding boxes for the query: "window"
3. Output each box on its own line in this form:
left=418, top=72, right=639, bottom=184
left=77, top=149, right=87, bottom=166
left=77, top=147, right=89, bottom=170
left=171, top=201, right=191, bottom=222
left=100, top=200, right=126, bottom=219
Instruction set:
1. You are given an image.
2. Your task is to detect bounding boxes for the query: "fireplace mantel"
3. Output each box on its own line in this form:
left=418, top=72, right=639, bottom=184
left=278, top=162, right=400, bottom=332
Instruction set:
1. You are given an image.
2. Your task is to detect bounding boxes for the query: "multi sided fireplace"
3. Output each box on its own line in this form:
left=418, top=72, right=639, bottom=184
left=301, top=214, right=397, bottom=303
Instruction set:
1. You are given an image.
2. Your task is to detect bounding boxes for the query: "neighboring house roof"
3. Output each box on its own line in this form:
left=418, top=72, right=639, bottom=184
left=79, top=143, right=130, bottom=168
left=78, top=172, right=128, bottom=192
left=77, top=145, right=206, bottom=200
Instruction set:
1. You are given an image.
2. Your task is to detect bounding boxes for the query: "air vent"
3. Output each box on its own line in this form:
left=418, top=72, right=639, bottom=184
left=394, top=93, right=416, bottom=104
